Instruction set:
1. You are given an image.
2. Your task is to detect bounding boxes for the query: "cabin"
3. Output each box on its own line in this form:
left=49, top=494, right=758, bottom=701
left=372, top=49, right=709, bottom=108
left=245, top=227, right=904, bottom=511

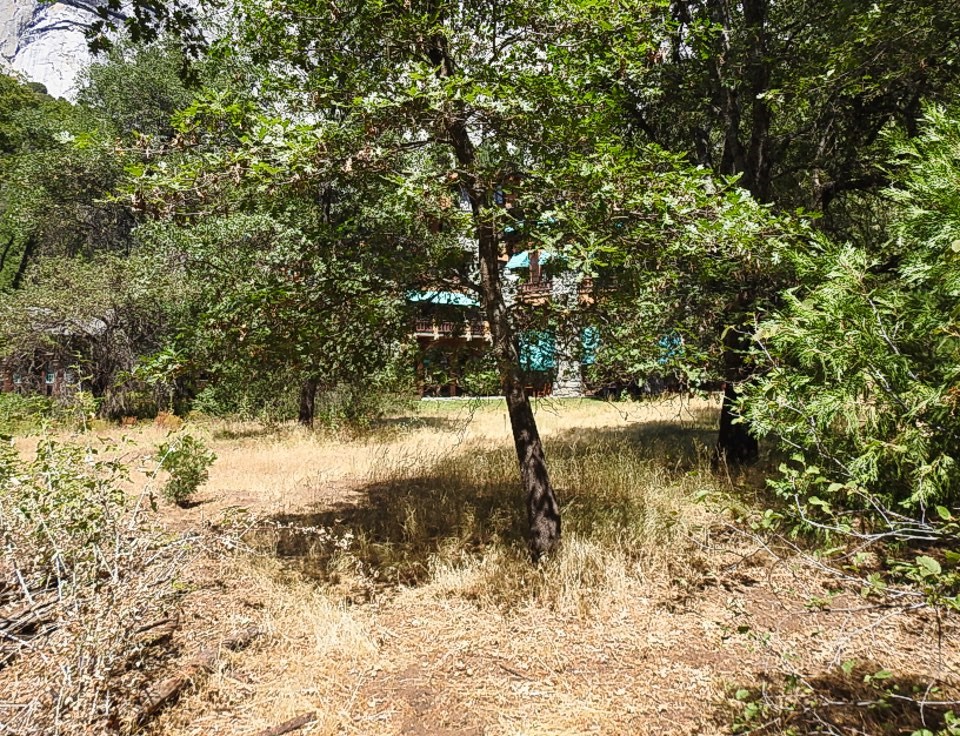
left=0, top=311, right=106, bottom=399
left=409, top=247, right=598, bottom=398
left=409, top=290, right=491, bottom=397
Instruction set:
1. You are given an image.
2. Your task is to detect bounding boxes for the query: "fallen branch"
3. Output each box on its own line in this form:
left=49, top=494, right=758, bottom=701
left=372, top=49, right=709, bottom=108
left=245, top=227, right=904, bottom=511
left=251, top=712, right=317, bottom=736
left=1, top=596, right=58, bottom=637
left=134, top=614, right=180, bottom=648
left=128, top=625, right=262, bottom=727
left=0, top=595, right=59, bottom=669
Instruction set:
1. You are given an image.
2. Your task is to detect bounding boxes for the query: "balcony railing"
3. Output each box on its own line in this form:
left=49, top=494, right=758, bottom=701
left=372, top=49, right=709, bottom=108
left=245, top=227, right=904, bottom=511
left=414, top=319, right=489, bottom=340
left=516, top=278, right=596, bottom=300
left=517, top=280, right=553, bottom=297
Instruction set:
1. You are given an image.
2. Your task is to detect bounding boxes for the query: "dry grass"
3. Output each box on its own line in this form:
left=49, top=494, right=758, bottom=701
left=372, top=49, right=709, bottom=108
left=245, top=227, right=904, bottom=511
left=4, top=396, right=958, bottom=735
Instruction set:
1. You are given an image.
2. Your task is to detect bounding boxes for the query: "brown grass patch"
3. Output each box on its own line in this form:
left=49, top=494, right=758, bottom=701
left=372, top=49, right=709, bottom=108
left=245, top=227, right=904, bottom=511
left=4, top=396, right=957, bottom=735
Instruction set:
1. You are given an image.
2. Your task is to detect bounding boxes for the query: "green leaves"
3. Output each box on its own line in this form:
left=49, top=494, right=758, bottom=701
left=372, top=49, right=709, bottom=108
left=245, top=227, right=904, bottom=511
left=157, top=432, right=215, bottom=506
left=915, top=555, right=942, bottom=578
left=744, top=106, right=960, bottom=519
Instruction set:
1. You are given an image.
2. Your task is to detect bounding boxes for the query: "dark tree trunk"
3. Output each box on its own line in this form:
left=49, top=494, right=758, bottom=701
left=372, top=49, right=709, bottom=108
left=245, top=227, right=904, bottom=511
left=716, top=381, right=758, bottom=466
left=477, top=217, right=561, bottom=560
left=11, top=236, right=35, bottom=289
left=298, top=376, right=319, bottom=427
left=0, top=234, right=15, bottom=276
left=743, top=0, right=772, bottom=202
left=430, top=31, right=561, bottom=560
left=715, top=312, right=759, bottom=466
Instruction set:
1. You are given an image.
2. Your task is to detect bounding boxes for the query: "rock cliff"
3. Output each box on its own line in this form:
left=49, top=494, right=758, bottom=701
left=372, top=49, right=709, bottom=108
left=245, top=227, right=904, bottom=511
left=0, top=0, right=104, bottom=100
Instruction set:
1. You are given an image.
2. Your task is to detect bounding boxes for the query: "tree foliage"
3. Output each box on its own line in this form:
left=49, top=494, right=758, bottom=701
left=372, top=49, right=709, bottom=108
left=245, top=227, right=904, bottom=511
left=745, top=106, right=960, bottom=520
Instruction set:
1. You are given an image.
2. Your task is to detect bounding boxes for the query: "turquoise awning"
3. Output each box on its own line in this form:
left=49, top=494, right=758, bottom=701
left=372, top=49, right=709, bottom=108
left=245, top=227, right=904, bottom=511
left=406, top=291, right=479, bottom=307
left=505, top=251, right=554, bottom=270
left=520, top=330, right=556, bottom=372
left=581, top=326, right=599, bottom=365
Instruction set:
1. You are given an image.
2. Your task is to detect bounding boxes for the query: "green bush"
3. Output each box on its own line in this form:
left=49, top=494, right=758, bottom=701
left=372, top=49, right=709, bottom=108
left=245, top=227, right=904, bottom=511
left=189, top=368, right=300, bottom=423
left=745, top=107, right=960, bottom=518
left=157, top=433, right=216, bottom=506
left=0, top=393, right=56, bottom=434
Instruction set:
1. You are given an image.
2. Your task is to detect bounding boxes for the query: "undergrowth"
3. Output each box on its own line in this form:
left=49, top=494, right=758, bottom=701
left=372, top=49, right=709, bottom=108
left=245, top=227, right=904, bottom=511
left=0, top=434, right=193, bottom=735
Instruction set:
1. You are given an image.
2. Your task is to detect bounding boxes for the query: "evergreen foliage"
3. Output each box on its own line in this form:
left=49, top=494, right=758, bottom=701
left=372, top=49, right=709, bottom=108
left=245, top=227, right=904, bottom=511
left=745, top=107, right=960, bottom=519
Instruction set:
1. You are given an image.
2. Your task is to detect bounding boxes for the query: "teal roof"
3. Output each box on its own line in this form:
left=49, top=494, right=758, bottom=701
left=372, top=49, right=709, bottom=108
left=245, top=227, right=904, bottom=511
left=505, top=250, right=554, bottom=270
left=406, top=291, right=479, bottom=307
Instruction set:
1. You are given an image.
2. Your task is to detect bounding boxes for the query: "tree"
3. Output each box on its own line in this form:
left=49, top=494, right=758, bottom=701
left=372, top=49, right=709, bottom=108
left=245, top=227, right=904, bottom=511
left=744, top=106, right=960, bottom=518
left=0, top=74, right=133, bottom=290
left=623, top=0, right=960, bottom=216
left=113, top=0, right=671, bottom=556
left=78, top=40, right=195, bottom=140
left=530, top=139, right=802, bottom=464
left=137, top=206, right=416, bottom=427
left=0, top=48, right=207, bottom=413
left=590, top=0, right=960, bottom=462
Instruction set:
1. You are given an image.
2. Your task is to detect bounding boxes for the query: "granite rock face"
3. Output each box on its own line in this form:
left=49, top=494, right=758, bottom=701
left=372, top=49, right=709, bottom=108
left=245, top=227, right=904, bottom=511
left=0, top=0, right=104, bottom=100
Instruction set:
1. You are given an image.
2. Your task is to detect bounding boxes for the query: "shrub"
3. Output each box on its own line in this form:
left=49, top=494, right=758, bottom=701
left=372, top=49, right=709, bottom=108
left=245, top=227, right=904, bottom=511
left=0, top=434, right=188, bottom=733
left=744, top=107, right=960, bottom=520
left=0, top=392, right=55, bottom=434
left=157, top=432, right=216, bottom=506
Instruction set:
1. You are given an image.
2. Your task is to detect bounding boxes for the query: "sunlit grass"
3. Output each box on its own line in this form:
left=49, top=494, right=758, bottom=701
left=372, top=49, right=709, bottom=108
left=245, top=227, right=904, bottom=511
left=244, top=396, right=725, bottom=613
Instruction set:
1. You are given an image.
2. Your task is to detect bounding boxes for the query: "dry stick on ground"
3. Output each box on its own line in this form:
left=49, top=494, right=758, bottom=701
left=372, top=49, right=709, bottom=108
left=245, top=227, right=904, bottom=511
left=127, top=625, right=262, bottom=728
left=0, top=594, right=58, bottom=669
left=134, top=615, right=180, bottom=648
left=251, top=712, right=317, bottom=736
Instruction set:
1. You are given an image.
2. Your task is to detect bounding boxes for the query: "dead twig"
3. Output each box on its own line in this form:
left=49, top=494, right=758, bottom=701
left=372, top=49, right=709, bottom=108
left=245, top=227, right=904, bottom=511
left=0, top=594, right=58, bottom=669
left=251, top=711, right=317, bottom=736
left=127, top=625, right=262, bottom=728
left=134, top=614, right=180, bottom=647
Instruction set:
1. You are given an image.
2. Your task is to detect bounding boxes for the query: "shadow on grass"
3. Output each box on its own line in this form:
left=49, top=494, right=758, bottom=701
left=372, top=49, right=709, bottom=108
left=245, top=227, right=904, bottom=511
left=549, top=421, right=718, bottom=469
left=246, top=463, right=527, bottom=594
left=725, top=664, right=957, bottom=735
left=211, top=424, right=283, bottom=441
left=241, top=413, right=729, bottom=602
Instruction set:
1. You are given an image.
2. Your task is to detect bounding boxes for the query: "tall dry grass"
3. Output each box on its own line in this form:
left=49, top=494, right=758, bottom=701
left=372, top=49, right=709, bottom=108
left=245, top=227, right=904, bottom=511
left=242, top=396, right=726, bottom=615
left=8, top=397, right=957, bottom=736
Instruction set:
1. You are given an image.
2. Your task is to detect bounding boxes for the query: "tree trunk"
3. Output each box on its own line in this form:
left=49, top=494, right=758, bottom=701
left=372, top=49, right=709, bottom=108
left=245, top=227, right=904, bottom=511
left=429, top=31, right=561, bottom=560
left=10, top=235, right=35, bottom=290
left=743, top=0, right=773, bottom=202
left=715, top=315, right=759, bottom=466
left=476, top=221, right=561, bottom=559
left=715, top=381, right=758, bottom=465
left=298, top=376, right=318, bottom=427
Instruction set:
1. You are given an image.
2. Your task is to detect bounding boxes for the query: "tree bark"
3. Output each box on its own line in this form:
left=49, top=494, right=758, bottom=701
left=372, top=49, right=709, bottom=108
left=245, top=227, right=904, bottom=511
left=715, top=317, right=759, bottom=466
left=476, top=216, right=561, bottom=559
left=428, top=28, right=560, bottom=559
left=743, top=0, right=773, bottom=202
left=298, top=376, right=319, bottom=427
left=716, top=381, right=758, bottom=466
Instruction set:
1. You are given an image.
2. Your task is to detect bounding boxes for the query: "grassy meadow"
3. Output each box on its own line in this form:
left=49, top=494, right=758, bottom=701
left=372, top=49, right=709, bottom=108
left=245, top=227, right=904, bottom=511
left=1, top=397, right=955, bottom=735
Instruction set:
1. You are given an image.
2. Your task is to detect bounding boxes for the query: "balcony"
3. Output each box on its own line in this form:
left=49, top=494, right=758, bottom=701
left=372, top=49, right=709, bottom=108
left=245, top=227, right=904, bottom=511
left=517, top=280, right=553, bottom=298
left=414, top=319, right=489, bottom=341
left=515, top=277, right=596, bottom=301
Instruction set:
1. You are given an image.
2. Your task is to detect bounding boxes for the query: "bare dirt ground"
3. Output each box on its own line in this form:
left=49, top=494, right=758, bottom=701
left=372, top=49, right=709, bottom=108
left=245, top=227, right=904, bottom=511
left=9, top=398, right=957, bottom=735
